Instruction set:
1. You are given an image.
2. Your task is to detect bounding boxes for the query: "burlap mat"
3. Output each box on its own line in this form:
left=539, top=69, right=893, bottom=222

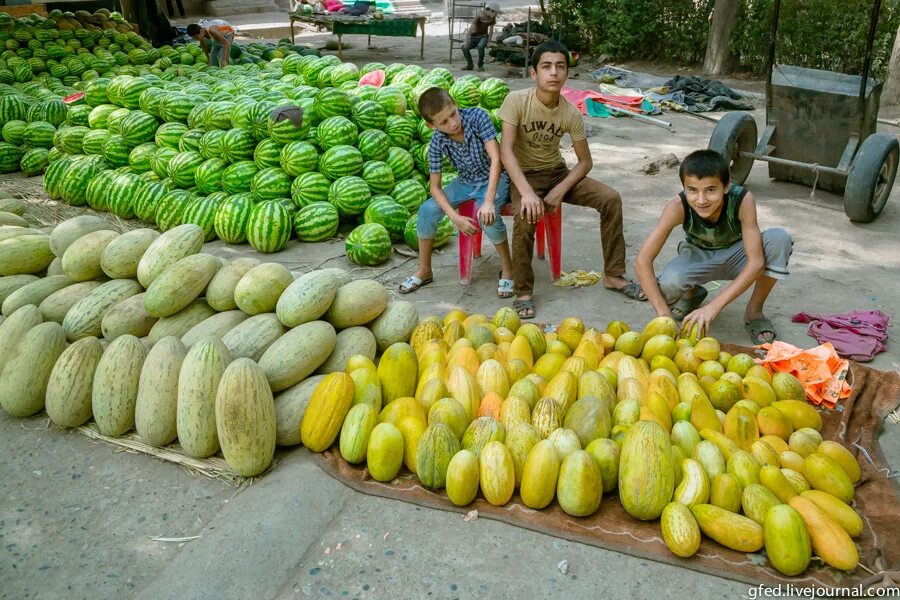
left=314, top=348, right=900, bottom=590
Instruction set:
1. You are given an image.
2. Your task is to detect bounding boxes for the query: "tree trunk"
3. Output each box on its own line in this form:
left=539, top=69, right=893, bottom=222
left=703, top=0, right=740, bottom=76
left=881, top=26, right=900, bottom=106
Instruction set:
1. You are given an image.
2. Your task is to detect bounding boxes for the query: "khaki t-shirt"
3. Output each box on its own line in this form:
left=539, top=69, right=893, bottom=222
left=496, top=87, right=586, bottom=171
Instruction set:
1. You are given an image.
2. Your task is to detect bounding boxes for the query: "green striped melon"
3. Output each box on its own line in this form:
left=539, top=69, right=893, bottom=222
left=479, top=78, right=510, bottom=110
left=205, top=101, right=235, bottom=130
left=417, top=119, right=434, bottom=143
left=105, top=108, right=132, bottom=136
left=87, top=104, right=117, bottom=130
left=221, top=127, right=257, bottom=162
left=119, top=110, right=158, bottom=146
left=356, top=128, right=391, bottom=162
left=166, top=150, right=204, bottom=188
left=121, top=78, right=152, bottom=109
left=21, top=147, right=49, bottom=176
left=449, top=79, right=481, bottom=108
left=178, top=129, right=204, bottom=153
left=0, top=143, right=23, bottom=175
left=84, top=78, right=111, bottom=107
left=194, top=158, right=228, bottom=195
left=2, top=120, right=27, bottom=145
left=385, top=147, right=415, bottom=181
left=251, top=167, right=293, bottom=202
left=268, top=111, right=310, bottom=144
left=315, top=87, right=352, bottom=119
left=133, top=181, right=169, bottom=222
left=316, top=115, right=357, bottom=150
left=363, top=197, right=409, bottom=243
left=328, top=175, right=371, bottom=217
left=247, top=101, right=277, bottom=141
left=28, top=98, right=67, bottom=126
left=330, top=63, right=360, bottom=87
left=59, top=161, right=103, bottom=207
left=247, top=200, right=292, bottom=254
left=254, top=138, right=284, bottom=170
left=280, top=141, right=319, bottom=177
left=102, top=134, right=131, bottom=168
left=23, top=120, right=56, bottom=148
left=139, top=86, right=167, bottom=116
left=391, top=179, right=428, bottom=213
left=160, top=92, right=196, bottom=123
left=318, top=144, right=363, bottom=180
left=151, top=147, right=179, bottom=180
left=404, top=213, right=454, bottom=250
left=199, top=129, right=226, bottom=160
left=182, top=196, right=223, bottom=242
left=361, top=160, right=396, bottom=195
left=351, top=100, right=387, bottom=131
left=231, top=99, right=258, bottom=130
left=155, top=122, right=187, bottom=149
left=384, top=114, right=414, bottom=147
left=221, top=160, right=259, bottom=195
left=294, top=201, right=339, bottom=242
left=214, top=194, right=255, bottom=244
left=346, top=223, right=392, bottom=266
left=290, top=171, right=331, bottom=207
left=85, top=169, right=118, bottom=212
left=43, top=158, right=71, bottom=200
left=155, top=189, right=194, bottom=232
left=374, top=86, right=407, bottom=116
left=128, top=142, right=158, bottom=173
left=107, top=172, right=144, bottom=218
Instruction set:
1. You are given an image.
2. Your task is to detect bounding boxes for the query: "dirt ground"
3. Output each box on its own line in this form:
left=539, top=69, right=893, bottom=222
left=1, top=8, right=899, bottom=599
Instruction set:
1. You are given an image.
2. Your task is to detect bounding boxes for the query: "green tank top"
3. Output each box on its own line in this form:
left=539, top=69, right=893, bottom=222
left=680, top=184, right=747, bottom=251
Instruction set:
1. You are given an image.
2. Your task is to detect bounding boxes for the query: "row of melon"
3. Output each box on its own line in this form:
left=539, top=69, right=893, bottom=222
left=0, top=211, right=421, bottom=475
left=292, top=309, right=866, bottom=577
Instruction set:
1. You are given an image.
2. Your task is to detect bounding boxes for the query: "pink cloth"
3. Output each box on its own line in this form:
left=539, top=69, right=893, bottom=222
left=791, top=309, right=890, bottom=362
left=324, top=0, right=345, bottom=12
left=560, top=87, right=645, bottom=116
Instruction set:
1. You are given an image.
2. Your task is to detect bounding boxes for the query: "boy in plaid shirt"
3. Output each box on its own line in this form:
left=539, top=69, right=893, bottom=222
left=399, top=87, right=514, bottom=297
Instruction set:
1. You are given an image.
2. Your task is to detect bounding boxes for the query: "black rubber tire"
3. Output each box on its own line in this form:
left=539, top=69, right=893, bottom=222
left=707, top=112, right=757, bottom=185
left=844, top=133, right=899, bottom=223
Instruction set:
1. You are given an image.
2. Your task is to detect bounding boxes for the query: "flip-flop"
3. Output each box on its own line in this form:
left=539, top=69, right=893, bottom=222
left=497, top=272, right=514, bottom=298
left=607, top=281, right=647, bottom=301
left=513, top=298, right=535, bottom=320
left=671, top=286, right=709, bottom=321
left=398, top=275, right=432, bottom=294
left=745, top=317, right=777, bottom=345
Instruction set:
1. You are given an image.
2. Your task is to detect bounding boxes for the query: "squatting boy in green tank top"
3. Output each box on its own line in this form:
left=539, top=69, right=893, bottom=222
left=634, top=150, right=793, bottom=345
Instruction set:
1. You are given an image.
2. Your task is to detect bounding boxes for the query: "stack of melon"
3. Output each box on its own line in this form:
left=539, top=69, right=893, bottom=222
left=298, top=308, right=864, bottom=578
left=34, top=53, right=510, bottom=263
left=0, top=213, right=419, bottom=477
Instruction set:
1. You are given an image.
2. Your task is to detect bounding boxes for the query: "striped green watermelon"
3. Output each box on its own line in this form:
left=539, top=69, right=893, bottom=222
left=316, top=115, right=358, bottom=151
left=106, top=76, right=132, bottom=107
left=119, top=110, right=158, bottom=146
left=128, top=142, right=158, bottom=173
left=214, top=193, right=255, bottom=244
left=155, top=122, right=187, bottom=149
left=385, top=147, right=415, bottom=181
left=106, top=172, right=144, bottom=218
left=391, top=179, right=428, bottom=213
left=205, top=101, right=235, bottom=130
left=194, top=158, right=228, bottom=194
left=21, top=147, right=49, bottom=176
left=246, top=200, right=292, bottom=253
left=328, top=175, right=371, bottom=218
left=374, top=86, right=407, bottom=116
left=2, top=120, right=26, bottom=146
left=346, top=223, right=392, bottom=266
left=254, top=138, right=284, bottom=170
left=384, top=114, right=414, bottom=147
left=355, top=129, right=391, bottom=162
left=361, top=160, right=396, bottom=195
left=280, top=141, right=318, bottom=176
left=417, top=119, right=434, bottom=143
left=230, top=99, right=259, bottom=130
left=87, top=104, right=116, bottom=130
left=84, top=78, right=111, bottom=106
left=315, top=88, right=351, bottom=119
left=290, top=171, right=331, bottom=208
left=363, top=197, right=409, bottom=243
left=221, top=160, right=259, bottom=195
left=391, top=69, right=422, bottom=88
left=28, top=98, right=67, bottom=126
left=102, top=135, right=132, bottom=168
left=293, top=201, right=339, bottom=242
left=316, top=66, right=336, bottom=89
left=181, top=198, right=222, bottom=242
left=403, top=213, right=454, bottom=250
left=178, top=129, right=205, bottom=153
left=66, top=105, right=92, bottom=127
left=318, top=144, right=363, bottom=180
left=43, top=157, right=72, bottom=200
left=166, top=150, right=204, bottom=188
left=85, top=169, right=119, bottom=212
left=360, top=62, right=387, bottom=76
left=55, top=126, right=89, bottom=155
left=251, top=167, right=293, bottom=202
left=450, top=79, right=481, bottom=108
left=151, top=146, right=179, bottom=179
left=160, top=92, right=196, bottom=123
left=220, top=127, right=256, bottom=162
left=247, top=101, right=277, bottom=141
left=156, top=189, right=193, bottom=231
left=351, top=100, right=387, bottom=131
left=139, top=86, right=167, bottom=116
left=22, top=120, right=56, bottom=148
left=479, top=78, right=510, bottom=110
left=133, top=180, right=169, bottom=221
left=351, top=85, right=378, bottom=103
left=330, top=63, right=360, bottom=87
left=425, top=67, right=454, bottom=88
left=105, top=108, right=132, bottom=136
left=268, top=111, right=310, bottom=144
left=121, top=78, right=152, bottom=109
left=0, top=95, right=28, bottom=127
left=199, top=129, right=226, bottom=160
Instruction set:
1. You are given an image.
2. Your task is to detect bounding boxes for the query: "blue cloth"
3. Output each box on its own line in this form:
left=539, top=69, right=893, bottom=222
left=428, top=107, right=497, bottom=185
left=462, top=34, right=488, bottom=68
left=417, top=172, right=510, bottom=244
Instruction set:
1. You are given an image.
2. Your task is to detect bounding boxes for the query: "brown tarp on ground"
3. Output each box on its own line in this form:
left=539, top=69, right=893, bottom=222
left=314, top=350, right=900, bottom=590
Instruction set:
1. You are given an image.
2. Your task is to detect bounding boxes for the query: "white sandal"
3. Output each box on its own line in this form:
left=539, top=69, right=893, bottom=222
left=497, top=275, right=514, bottom=298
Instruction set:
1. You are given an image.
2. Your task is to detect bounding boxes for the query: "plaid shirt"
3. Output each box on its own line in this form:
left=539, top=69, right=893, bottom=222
left=428, top=107, right=497, bottom=185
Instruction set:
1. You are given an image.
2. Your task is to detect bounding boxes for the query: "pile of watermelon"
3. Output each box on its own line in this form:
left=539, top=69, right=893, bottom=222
left=1, top=15, right=513, bottom=265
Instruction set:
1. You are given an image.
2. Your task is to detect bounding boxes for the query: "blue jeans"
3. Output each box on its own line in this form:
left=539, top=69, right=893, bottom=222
left=207, top=33, right=234, bottom=66
left=417, top=173, right=510, bottom=244
left=462, top=35, right=488, bottom=68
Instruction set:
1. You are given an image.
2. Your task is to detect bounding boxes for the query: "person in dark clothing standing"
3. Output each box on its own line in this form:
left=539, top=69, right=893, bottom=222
left=462, top=2, right=499, bottom=71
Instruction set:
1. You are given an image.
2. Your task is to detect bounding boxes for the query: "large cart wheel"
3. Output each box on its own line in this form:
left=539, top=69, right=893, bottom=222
left=708, top=112, right=757, bottom=185
left=844, top=133, right=899, bottom=223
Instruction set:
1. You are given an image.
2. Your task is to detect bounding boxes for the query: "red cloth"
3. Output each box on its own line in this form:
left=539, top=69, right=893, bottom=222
left=560, top=87, right=644, bottom=116
left=792, top=310, right=890, bottom=362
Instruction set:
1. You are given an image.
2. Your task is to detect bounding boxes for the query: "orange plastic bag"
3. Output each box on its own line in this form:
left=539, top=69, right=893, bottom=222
left=756, top=340, right=852, bottom=409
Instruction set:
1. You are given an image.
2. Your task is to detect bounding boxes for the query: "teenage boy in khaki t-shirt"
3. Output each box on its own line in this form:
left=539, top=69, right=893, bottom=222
left=497, top=40, right=645, bottom=319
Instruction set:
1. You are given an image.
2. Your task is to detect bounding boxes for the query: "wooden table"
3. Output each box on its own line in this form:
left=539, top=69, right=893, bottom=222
left=289, top=11, right=427, bottom=60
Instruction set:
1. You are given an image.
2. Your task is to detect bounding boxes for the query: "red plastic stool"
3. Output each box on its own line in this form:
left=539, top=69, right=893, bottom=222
left=457, top=200, right=562, bottom=286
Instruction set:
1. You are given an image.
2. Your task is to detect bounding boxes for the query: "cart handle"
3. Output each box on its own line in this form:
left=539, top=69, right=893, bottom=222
left=860, top=0, right=882, bottom=136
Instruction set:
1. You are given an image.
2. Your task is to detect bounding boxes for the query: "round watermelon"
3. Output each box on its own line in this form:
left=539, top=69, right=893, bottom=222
left=374, top=86, right=407, bottom=116
left=247, top=200, right=292, bottom=253
left=316, top=115, right=357, bottom=150
left=106, top=172, right=144, bottom=218
left=182, top=196, right=223, bottom=242
left=330, top=63, right=360, bottom=87
left=133, top=180, right=169, bottom=221
left=23, top=120, right=56, bottom=148
left=214, top=193, right=255, bottom=244
left=315, top=87, right=351, bottom=119
left=363, top=197, right=409, bottom=243
left=351, top=100, right=387, bottom=131
left=328, top=175, right=371, bottom=217
left=356, top=128, right=391, bottom=162
left=449, top=78, right=481, bottom=108
left=385, top=146, right=415, bottom=181
left=221, top=160, right=259, bottom=194
left=384, top=114, right=414, bottom=148
left=251, top=166, right=293, bottom=202
left=199, top=129, right=227, bottom=160
left=318, top=144, right=363, bottom=180
left=85, top=169, right=119, bottom=212
left=20, top=147, right=49, bottom=176
left=361, top=160, right=396, bottom=195
left=346, top=223, right=392, bottom=266
left=220, top=127, right=257, bottom=162
left=403, top=213, right=454, bottom=250
left=280, top=141, right=318, bottom=176
left=105, top=108, right=132, bottom=136
left=156, top=189, right=193, bottom=231
left=151, top=147, right=179, bottom=179
left=291, top=171, right=331, bottom=207
left=479, top=78, right=510, bottom=110
left=2, top=120, right=26, bottom=146
left=167, top=150, right=204, bottom=188
left=102, top=135, right=132, bottom=168
left=293, top=201, right=339, bottom=242
left=391, top=179, right=428, bottom=213
left=194, top=157, right=228, bottom=194
left=178, top=128, right=205, bottom=153
left=128, top=142, right=158, bottom=173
